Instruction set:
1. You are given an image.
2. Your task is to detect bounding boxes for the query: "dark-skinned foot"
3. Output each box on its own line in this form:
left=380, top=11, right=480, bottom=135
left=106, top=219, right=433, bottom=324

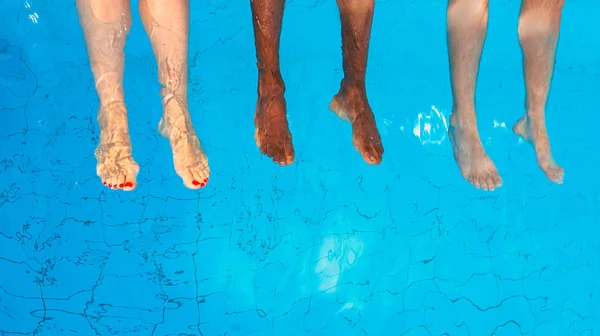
left=254, top=89, right=295, bottom=166
left=329, top=81, right=383, bottom=164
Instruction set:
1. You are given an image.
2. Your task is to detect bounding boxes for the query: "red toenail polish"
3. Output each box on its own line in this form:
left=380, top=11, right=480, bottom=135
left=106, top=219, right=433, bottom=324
left=192, top=180, right=200, bottom=186
left=204, top=178, right=208, bottom=183
left=119, top=183, right=124, bottom=188
left=125, top=182, right=133, bottom=188
left=200, top=183, right=205, bottom=188
left=108, top=184, right=112, bottom=187
left=103, top=181, right=106, bottom=185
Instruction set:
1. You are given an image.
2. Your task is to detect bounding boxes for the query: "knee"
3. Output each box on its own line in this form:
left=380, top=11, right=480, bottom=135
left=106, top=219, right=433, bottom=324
left=518, top=13, right=560, bottom=41
left=90, top=0, right=131, bottom=26
left=518, top=0, right=563, bottom=39
left=447, top=0, right=489, bottom=26
left=336, top=0, right=374, bottom=12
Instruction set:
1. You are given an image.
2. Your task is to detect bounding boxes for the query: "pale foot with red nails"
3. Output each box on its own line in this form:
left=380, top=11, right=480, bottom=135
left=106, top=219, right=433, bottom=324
left=513, top=114, right=564, bottom=184
left=95, top=102, right=140, bottom=191
left=159, top=96, right=210, bottom=190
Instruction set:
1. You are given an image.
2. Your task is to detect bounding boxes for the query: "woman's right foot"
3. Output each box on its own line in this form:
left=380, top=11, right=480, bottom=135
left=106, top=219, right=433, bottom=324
left=95, top=101, right=139, bottom=191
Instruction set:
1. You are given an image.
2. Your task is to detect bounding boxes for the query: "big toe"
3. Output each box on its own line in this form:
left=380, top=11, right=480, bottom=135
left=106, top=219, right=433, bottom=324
left=366, top=142, right=384, bottom=164
left=354, top=137, right=383, bottom=165
left=278, top=144, right=295, bottom=166
left=274, top=152, right=293, bottom=166
left=121, top=170, right=138, bottom=191
left=545, top=166, right=564, bottom=184
left=261, top=138, right=294, bottom=166
left=180, top=168, right=203, bottom=189
left=538, top=157, right=564, bottom=184
left=191, top=165, right=210, bottom=187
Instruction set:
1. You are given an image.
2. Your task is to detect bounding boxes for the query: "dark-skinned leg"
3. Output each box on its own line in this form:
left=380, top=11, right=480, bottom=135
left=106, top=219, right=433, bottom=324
left=330, top=0, right=384, bottom=165
left=250, top=0, right=294, bottom=166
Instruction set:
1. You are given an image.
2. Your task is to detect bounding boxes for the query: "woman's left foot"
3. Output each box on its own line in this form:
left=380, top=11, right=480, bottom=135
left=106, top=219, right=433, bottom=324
left=159, top=96, right=210, bottom=189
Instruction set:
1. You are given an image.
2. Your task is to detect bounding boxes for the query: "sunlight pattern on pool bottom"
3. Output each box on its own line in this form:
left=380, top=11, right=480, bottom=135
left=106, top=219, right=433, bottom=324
left=1, top=0, right=600, bottom=335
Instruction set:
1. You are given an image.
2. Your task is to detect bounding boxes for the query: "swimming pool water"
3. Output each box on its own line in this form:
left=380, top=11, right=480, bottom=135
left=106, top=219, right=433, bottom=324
left=1, top=0, right=599, bottom=335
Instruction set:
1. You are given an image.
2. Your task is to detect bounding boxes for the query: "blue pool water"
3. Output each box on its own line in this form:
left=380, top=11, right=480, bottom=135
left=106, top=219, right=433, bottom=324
left=1, top=0, right=599, bottom=335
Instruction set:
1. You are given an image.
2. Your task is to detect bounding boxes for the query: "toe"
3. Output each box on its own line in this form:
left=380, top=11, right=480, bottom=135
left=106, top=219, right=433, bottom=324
left=493, top=175, right=503, bottom=188
left=362, top=148, right=378, bottom=165
left=105, top=175, right=114, bottom=189
left=473, top=178, right=481, bottom=189
left=98, top=169, right=110, bottom=188
left=284, top=143, right=295, bottom=165
left=122, top=181, right=136, bottom=191
left=273, top=149, right=289, bottom=166
left=191, top=169, right=208, bottom=188
left=181, top=168, right=201, bottom=190
left=358, top=144, right=376, bottom=165
left=108, top=176, right=118, bottom=190
left=481, top=179, right=490, bottom=191
left=99, top=175, right=108, bottom=187
left=122, top=171, right=137, bottom=192
left=485, top=176, right=496, bottom=191
left=116, top=171, right=127, bottom=189
left=549, top=168, right=564, bottom=184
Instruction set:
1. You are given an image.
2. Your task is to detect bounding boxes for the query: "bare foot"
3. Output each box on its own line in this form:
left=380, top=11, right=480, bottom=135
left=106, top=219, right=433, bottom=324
left=159, top=96, right=210, bottom=189
left=254, top=93, right=295, bottom=166
left=448, top=114, right=502, bottom=191
left=95, top=102, right=139, bottom=191
left=513, top=115, right=563, bottom=184
left=329, top=82, right=383, bottom=164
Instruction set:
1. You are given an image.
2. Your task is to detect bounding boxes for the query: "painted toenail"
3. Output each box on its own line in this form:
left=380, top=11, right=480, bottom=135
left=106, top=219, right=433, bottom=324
left=108, top=184, right=112, bottom=187
left=204, top=178, right=208, bottom=183
left=125, top=182, right=133, bottom=188
left=103, top=181, right=107, bottom=185
left=200, top=183, right=205, bottom=188
left=119, top=183, right=124, bottom=188
left=192, top=180, right=200, bottom=186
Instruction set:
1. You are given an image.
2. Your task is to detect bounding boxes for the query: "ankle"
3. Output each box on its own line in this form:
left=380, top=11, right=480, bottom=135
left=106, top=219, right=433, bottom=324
left=258, top=69, right=285, bottom=97
left=526, top=107, right=545, bottom=117
left=341, top=78, right=366, bottom=91
left=99, top=100, right=126, bottom=111
left=525, top=117, right=547, bottom=132
left=450, top=109, right=477, bottom=129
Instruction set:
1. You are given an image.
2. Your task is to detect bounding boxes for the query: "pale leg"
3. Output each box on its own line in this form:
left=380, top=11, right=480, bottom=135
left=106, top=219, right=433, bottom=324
left=512, top=0, right=565, bottom=183
left=139, top=0, right=210, bottom=189
left=75, top=0, right=140, bottom=191
left=446, top=0, right=502, bottom=191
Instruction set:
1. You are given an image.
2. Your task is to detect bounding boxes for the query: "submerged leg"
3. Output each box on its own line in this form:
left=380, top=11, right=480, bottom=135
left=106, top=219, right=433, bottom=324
left=446, top=0, right=502, bottom=191
left=139, top=0, right=210, bottom=189
left=250, top=0, right=295, bottom=166
left=75, top=0, right=139, bottom=191
left=512, top=0, right=564, bottom=183
left=329, top=0, right=384, bottom=165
